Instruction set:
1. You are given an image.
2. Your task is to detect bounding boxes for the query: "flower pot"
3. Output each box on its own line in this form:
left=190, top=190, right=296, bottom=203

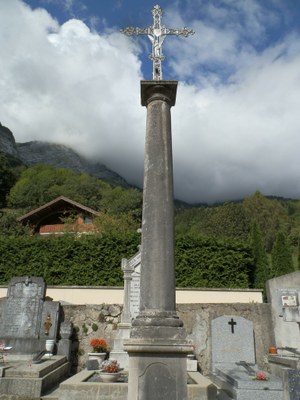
left=87, top=352, right=106, bottom=370
left=45, top=339, right=55, bottom=355
left=268, top=346, right=277, bottom=354
left=99, top=372, right=120, bottom=383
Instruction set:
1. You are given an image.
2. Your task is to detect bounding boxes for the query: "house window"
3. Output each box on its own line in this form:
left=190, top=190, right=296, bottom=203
left=84, top=216, right=93, bottom=224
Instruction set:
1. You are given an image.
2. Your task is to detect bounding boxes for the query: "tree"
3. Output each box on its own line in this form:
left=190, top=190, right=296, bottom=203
left=243, top=191, right=288, bottom=251
left=297, top=236, right=300, bottom=270
left=175, top=202, right=250, bottom=240
left=0, top=210, right=32, bottom=236
left=249, top=219, right=269, bottom=289
left=99, top=186, right=142, bottom=221
left=7, top=164, right=111, bottom=210
left=271, top=231, right=294, bottom=278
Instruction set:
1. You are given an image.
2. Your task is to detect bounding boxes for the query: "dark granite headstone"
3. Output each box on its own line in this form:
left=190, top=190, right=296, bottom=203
left=287, top=370, right=300, bottom=400
left=86, top=359, right=99, bottom=370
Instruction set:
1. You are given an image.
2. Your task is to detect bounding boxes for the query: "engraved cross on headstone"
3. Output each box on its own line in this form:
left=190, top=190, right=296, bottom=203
left=121, top=4, right=194, bottom=81
left=228, top=318, right=237, bottom=333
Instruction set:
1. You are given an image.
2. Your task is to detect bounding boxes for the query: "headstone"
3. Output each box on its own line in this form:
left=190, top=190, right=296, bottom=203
left=286, top=370, right=300, bottom=400
left=0, top=276, right=60, bottom=354
left=212, top=315, right=255, bottom=370
left=212, top=315, right=283, bottom=399
left=0, top=276, right=71, bottom=399
left=266, top=272, right=300, bottom=350
left=266, top=272, right=300, bottom=400
left=129, top=253, right=141, bottom=320
left=0, top=276, right=45, bottom=339
left=109, top=251, right=140, bottom=368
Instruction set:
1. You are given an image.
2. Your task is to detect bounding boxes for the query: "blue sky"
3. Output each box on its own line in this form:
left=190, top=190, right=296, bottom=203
left=2, top=0, right=300, bottom=203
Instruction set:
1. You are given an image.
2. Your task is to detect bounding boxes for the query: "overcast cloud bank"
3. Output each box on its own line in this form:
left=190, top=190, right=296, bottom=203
left=1, top=0, right=300, bottom=203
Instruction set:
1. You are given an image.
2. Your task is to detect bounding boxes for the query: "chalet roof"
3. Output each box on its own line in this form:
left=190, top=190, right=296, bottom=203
left=17, top=196, right=100, bottom=225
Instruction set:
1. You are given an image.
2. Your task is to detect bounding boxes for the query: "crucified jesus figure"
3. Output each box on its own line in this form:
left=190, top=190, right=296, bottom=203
left=121, top=5, right=194, bottom=80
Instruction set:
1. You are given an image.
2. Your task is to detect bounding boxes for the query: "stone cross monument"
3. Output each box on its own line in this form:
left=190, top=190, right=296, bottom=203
left=122, top=5, right=194, bottom=400
left=121, top=4, right=194, bottom=80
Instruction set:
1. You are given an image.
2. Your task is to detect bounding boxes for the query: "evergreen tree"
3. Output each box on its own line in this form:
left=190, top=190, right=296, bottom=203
left=250, top=219, right=269, bottom=288
left=271, top=231, right=294, bottom=278
left=243, top=191, right=288, bottom=251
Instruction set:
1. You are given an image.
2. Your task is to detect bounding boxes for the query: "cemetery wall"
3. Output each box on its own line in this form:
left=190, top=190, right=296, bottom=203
left=0, top=286, right=263, bottom=304
left=62, top=302, right=273, bottom=375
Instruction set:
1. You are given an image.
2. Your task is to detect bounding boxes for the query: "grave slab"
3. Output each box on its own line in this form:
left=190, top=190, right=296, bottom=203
left=0, top=355, right=69, bottom=399
left=211, top=315, right=283, bottom=399
left=214, top=366, right=283, bottom=400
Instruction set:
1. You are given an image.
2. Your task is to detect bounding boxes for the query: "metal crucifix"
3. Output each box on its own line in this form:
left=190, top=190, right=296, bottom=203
left=121, top=5, right=194, bottom=81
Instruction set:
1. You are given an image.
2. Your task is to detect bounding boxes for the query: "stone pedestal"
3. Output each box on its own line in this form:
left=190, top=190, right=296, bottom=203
left=109, top=322, right=131, bottom=368
left=126, top=340, right=190, bottom=400
left=124, top=81, right=192, bottom=400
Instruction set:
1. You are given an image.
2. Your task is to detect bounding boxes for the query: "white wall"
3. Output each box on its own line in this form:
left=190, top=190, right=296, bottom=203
left=0, top=286, right=263, bottom=304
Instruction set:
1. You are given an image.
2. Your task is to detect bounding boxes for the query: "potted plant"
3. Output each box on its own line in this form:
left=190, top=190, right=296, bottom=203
left=88, top=338, right=108, bottom=365
left=99, top=359, right=121, bottom=382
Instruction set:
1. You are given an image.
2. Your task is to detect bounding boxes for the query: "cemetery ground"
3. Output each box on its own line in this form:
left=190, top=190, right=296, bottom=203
left=0, top=271, right=300, bottom=399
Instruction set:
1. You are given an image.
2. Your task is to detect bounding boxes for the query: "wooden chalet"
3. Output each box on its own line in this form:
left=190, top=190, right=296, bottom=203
left=17, top=196, right=100, bottom=235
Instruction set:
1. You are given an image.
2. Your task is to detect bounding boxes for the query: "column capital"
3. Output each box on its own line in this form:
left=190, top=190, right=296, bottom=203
left=141, top=80, right=178, bottom=107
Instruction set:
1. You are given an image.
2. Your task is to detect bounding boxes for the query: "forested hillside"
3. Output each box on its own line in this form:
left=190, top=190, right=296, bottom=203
left=0, top=151, right=299, bottom=290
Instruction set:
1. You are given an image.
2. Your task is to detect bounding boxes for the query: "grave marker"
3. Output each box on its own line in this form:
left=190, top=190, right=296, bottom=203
left=212, top=315, right=255, bottom=369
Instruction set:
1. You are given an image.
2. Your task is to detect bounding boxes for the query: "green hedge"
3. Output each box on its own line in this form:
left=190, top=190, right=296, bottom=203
left=175, top=235, right=254, bottom=288
left=0, top=234, right=253, bottom=288
left=0, top=233, right=139, bottom=286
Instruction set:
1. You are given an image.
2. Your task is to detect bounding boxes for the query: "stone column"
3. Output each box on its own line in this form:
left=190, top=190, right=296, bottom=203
left=108, top=258, right=134, bottom=369
left=124, top=81, right=192, bottom=400
left=121, top=258, right=134, bottom=324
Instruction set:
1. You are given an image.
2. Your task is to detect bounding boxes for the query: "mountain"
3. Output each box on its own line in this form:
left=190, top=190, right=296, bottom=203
left=0, top=123, right=129, bottom=187
left=0, top=123, right=19, bottom=158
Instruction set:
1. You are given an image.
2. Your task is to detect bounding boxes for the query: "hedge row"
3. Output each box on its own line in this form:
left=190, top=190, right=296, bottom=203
left=175, top=235, right=254, bottom=288
left=0, top=233, right=139, bottom=286
left=0, top=234, right=254, bottom=288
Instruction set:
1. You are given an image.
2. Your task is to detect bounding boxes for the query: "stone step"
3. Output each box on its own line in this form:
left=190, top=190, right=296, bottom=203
left=0, top=356, right=70, bottom=399
left=51, top=370, right=217, bottom=400
left=41, top=387, right=60, bottom=400
left=5, top=355, right=68, bottom=378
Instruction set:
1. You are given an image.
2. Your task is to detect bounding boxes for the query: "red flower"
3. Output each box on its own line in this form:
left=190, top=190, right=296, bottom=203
left=101, top=360, right=120, bottom=373
left=90, top=338, right=107, bottom=353
left=255, top=372, right=267, bottom=381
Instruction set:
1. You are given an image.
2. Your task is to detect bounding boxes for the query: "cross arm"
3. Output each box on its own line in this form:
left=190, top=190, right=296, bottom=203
left=120, top=27, right=150, bottom=36
left=236, top=361, right=256, bottom=376
left=120, top=27, right=195, bottom=38
left=166, top=28, right=195, bottom=37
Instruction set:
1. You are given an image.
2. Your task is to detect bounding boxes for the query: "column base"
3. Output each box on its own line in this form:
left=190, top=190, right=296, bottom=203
left=124, top=337, right=193, bottom=400
left=133, top=310, right=184, bottom=328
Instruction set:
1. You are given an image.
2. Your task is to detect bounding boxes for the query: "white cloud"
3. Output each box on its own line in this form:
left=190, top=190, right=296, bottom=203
left=2, top=0, right=300, bottom=203
left=0, top=0, right=145, bottom=186
left=172, top=36, right=300, bottom=202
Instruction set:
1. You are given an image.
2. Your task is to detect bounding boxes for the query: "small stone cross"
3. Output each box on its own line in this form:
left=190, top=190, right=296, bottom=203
left=228, top=318, right=237, bottom=334
left=24, top=276, right=32, bottom=286
left=121, top=4, right=194, bottom=81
